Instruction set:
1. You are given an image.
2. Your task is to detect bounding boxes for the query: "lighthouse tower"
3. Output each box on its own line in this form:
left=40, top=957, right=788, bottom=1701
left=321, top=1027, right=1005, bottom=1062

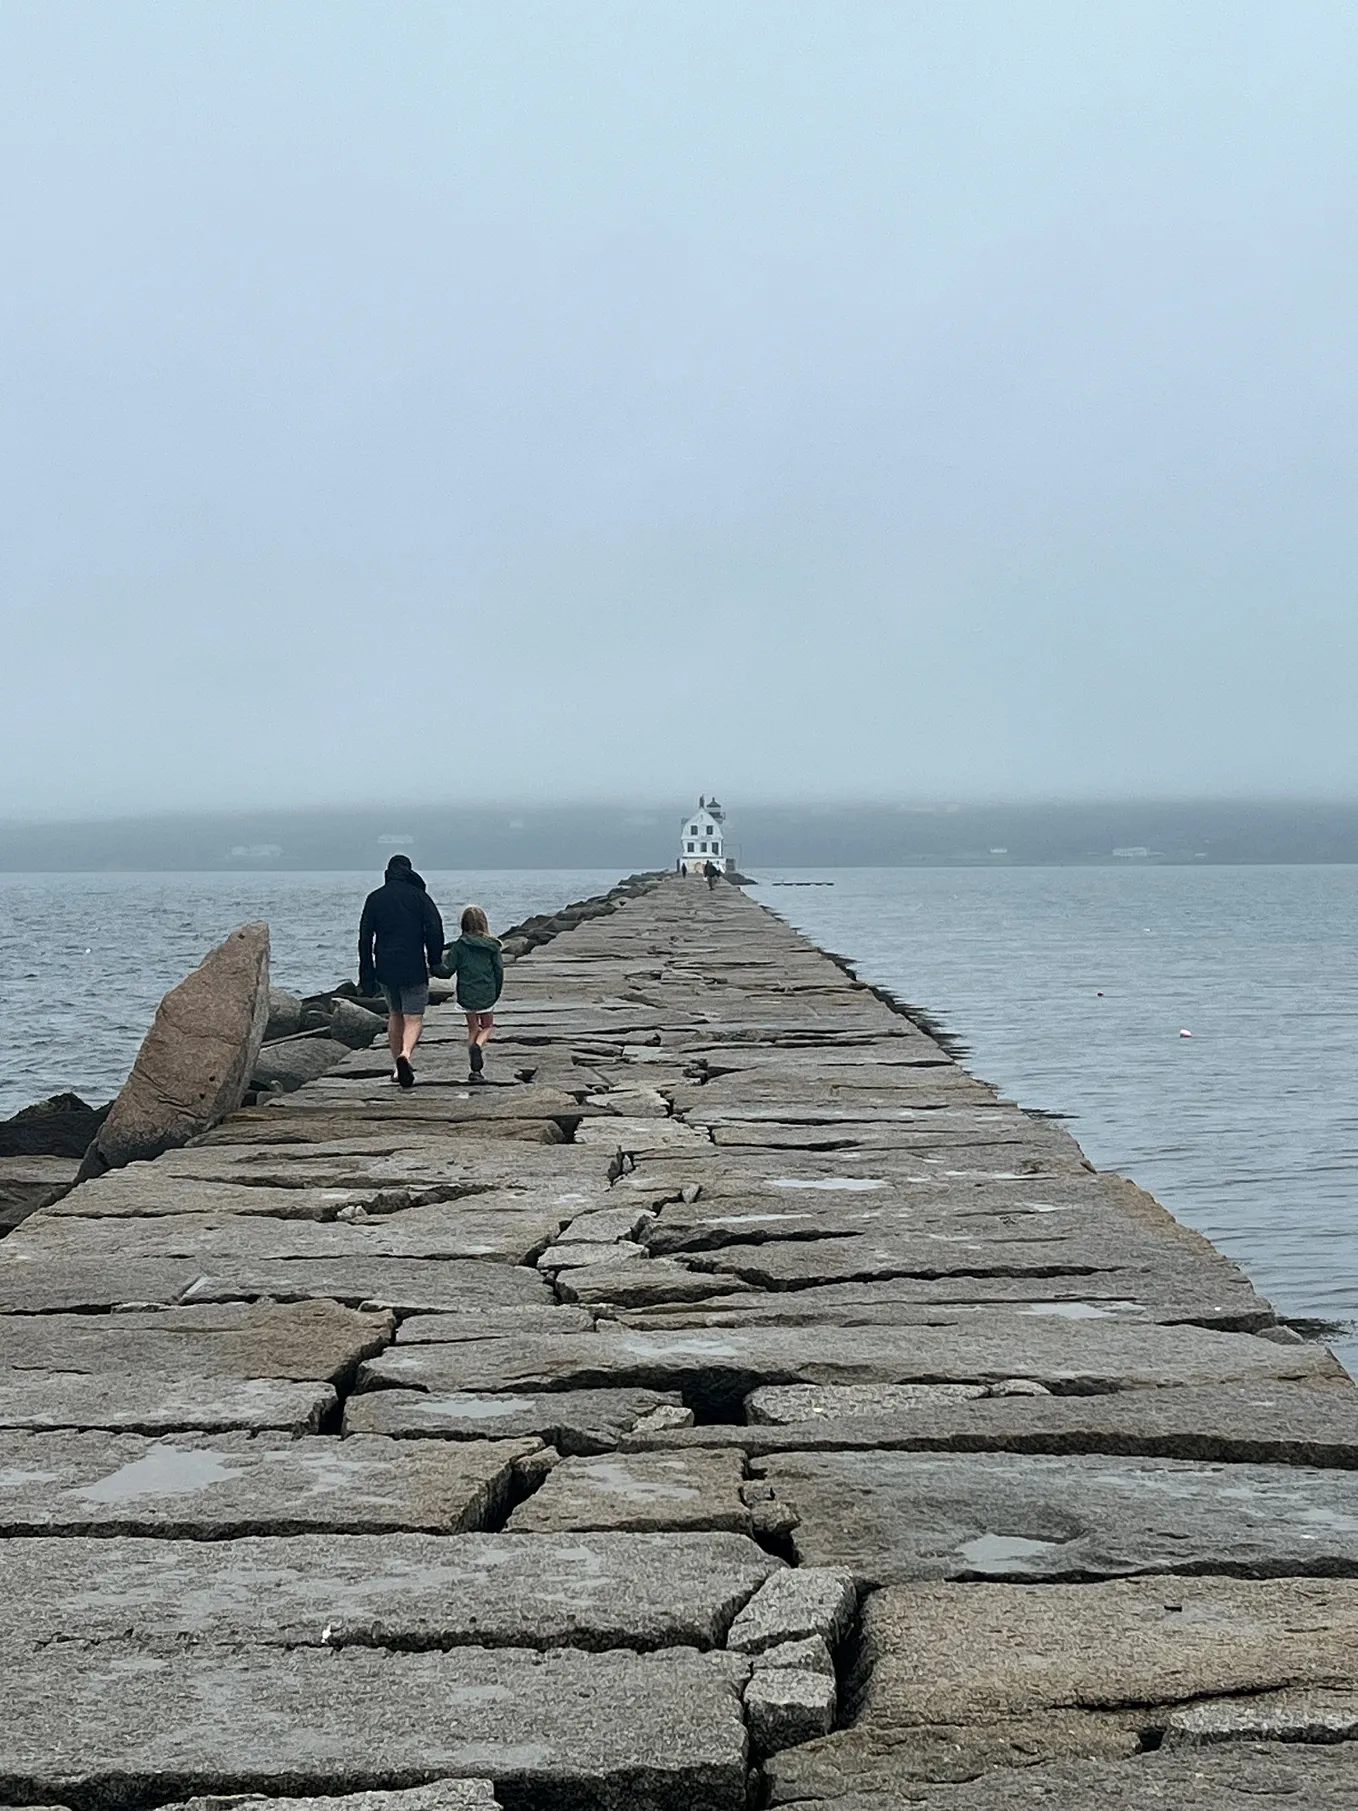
left=678, top=796, right=729, bottom=874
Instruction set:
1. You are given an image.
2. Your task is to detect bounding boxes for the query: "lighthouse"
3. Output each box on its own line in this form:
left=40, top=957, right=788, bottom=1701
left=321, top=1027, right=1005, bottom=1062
left=677, top=796, right=729, bottom=874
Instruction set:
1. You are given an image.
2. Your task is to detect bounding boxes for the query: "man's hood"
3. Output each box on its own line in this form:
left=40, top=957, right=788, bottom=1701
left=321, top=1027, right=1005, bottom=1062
left=386, top=863, right=427, bottom=891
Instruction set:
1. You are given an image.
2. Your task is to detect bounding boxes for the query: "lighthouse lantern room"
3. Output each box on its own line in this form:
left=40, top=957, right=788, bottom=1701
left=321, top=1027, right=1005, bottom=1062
left=678, top=796, right=729, bottom=874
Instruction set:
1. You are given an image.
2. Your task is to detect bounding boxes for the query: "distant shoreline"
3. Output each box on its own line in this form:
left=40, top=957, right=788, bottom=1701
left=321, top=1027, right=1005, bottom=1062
left=7, top=857, right=1358, bottom=876
left=7, top=800, right=1358, bottom=870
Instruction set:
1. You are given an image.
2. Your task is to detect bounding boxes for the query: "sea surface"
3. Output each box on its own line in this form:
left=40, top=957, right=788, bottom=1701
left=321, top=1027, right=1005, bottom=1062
left=0, top=869, right=623, bottom=1119
left=762, top=865, right=1358, bottom=1375
left=2, top=863, right=1355, bottom=1371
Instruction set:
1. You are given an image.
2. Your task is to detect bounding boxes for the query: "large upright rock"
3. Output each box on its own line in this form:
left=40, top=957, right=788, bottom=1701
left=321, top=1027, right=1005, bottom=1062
left=79, top=924, right=270, bottom=1178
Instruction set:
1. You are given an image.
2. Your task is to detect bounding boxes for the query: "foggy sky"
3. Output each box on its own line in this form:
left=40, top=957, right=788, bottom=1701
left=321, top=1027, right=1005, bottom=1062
left=4, top=2, right=1357, bottom=817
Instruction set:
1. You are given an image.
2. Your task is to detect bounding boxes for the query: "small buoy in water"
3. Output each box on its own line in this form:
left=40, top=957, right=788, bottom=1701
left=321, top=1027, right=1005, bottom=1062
left=1179, top=1028, right=1192, bottom=1038
left=1096, top=991, right=1104, bottom=997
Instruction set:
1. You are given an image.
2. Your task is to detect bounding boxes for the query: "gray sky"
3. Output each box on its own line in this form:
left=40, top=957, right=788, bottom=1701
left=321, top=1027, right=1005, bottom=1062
left=4, top=2, right=1357, bottom=816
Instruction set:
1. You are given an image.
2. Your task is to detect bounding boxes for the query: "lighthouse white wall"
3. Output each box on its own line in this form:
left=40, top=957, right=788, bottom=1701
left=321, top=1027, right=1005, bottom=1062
left=678, top=805, right=727, bottom=873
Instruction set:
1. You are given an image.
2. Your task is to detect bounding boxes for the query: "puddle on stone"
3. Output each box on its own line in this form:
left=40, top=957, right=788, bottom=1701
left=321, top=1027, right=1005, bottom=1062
left=957, top=1532, right=1071, bottom=1569
left=76, top=1446, right=247, bottom=1504
left=1019, top=1302, right=1137, bottom=1320
left=769, top=1178, right=888, bottom=1192
left=711, top=1212, right=815, bottom=1226
left=406, top=1393, right=538, bottom=1420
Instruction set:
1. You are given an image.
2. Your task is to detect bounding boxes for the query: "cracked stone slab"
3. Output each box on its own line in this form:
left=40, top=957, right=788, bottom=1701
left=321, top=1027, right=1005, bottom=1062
left=556, top=1258, right=753, bottom=1310
left=395, top=1306, right=595, bottom=1342
left=1165, top=1685, right=1358, bottom=1745
left=45, top=1173, right=448, bottom=1220
left=1, top=1529, right=776, bottom=1652
left=0, top=1431, right=540, bottom=1535
left=768, top=1576, right=1358, bottom=1793
left=745, top=1668, right=837, bottom=1755
left=667, top=1077, right=992, bottom=1115
left=0, top=1374, right=338, bottom=1435
left=766, top=1742, right=1358, bottom=1807
left=357, top=1320, right=1340, bottom=1409
left=0, top=1643, right=751, bottom=1811
left=647, top=1172, right=1207, bottom=1229
left=201, top=1113, right=572, bottom=1148
left=753, top=1449, right=1358, bottom=1585
left=559, top=1204, right=657, bottom=1243
left=211, top=1087, right=587, bottom=1129
left=693, top=1107, right=1033, bottom=1133
left=0, top=1300, right=389, bottom=1435
left=4, top=1196, right=574, bottom=1265
left=344, top=1386, right=686, bottom=1453
left=754, top=1636, right=836, bottom=1676
left=679, top=1227, right=1208, bottom=1291
left=574, top=1117, right=713, bottom=1153
left=0, top=1257, right=206, bottom=1313
left=622, top=1379, right=1358, bottom=1467
left=707, top=1126, right=1083, bottom=1164
left=162, top=1786, right=500, bottom=1811
left=0, top=1301, right=391, bottom=1384
left=0, top=1157, right=79, bottom=1233
left=726, top=1568, right=857, bottom=1653
left=614, top=1267, right=1269, bottom=1333
left=636, top=1163, right=1160, bottom=1209
left=182, top=1260, right=557, bottom=1314
left=262, top=1079, right=601, bottom=1114
left=506, top=1450, right=752, bottom=1533
left=748, top=1383, right=997, bottom=1423
left=537, top=1239, right=648, bottom=1269
left=132, top=1136, right=611, bottom=1193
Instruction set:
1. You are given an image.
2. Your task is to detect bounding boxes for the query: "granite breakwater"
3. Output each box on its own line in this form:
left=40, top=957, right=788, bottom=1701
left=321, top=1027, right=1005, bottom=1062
left=1, top=875, right=1357, bottom=1809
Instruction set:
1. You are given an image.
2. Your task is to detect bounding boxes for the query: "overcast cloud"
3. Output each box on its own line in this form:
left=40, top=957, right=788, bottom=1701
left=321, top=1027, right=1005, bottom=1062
left=3, top=2, right=1356, bottom=816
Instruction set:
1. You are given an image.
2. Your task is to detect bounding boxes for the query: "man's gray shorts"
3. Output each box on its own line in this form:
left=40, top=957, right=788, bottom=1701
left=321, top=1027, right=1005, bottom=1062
left=381, top=980, right=429, bottom=1017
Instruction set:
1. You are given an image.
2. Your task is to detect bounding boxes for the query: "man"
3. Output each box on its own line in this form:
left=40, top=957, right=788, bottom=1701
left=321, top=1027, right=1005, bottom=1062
left=702, top=859, right=721, bottom=891
left=358, top=855, right=445, bottom=1089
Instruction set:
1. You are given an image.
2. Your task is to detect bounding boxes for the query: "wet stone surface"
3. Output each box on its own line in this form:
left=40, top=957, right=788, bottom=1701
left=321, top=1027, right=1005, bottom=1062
left=768, top=1576, right=1358, bottom=1794
left=505, top=1449, right=753, bottom=1533
left=343, top=1385, right=686, bottom=1453
left=754, top=1448, right=1358, bottom=1584
left=767, top=1742, right=1358, bottom=1807
left=0, top=1529, right=777, bottom=1652
left=0, top=1430, right=540, bottom=1535
left=4, top=875, right=1358, bottom=1811
left=0, top=1643, right=752, bottom=1811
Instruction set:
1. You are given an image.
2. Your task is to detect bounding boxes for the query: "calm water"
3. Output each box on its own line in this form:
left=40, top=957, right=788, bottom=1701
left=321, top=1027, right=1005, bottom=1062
left=2, top=863, right=1354, bottom=1370
left=762, top=866, right=1358, bottom=1373
left=0, top=870, right=624, bottom=1119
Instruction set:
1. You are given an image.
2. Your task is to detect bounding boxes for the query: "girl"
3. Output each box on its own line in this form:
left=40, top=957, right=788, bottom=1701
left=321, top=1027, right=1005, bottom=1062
left=441, top=905, right=504, bottom=1082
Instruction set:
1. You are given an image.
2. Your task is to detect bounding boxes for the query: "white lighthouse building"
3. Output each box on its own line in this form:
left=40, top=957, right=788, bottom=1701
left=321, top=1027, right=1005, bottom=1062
left=678, top=796, right=730, bottom=874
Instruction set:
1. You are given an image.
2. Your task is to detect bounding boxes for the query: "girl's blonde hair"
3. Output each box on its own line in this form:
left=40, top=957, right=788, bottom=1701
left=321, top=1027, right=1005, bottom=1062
left=461, top=904, right=489, bottom=936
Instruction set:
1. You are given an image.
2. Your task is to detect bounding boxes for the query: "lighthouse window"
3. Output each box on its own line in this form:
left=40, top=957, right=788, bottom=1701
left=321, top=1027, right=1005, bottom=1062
left=687, top=842, right=695, bottom=852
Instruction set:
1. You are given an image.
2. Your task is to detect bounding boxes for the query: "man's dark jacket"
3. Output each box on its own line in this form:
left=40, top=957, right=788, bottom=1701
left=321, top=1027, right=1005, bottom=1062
left=358, top=863, right=445, bottom=994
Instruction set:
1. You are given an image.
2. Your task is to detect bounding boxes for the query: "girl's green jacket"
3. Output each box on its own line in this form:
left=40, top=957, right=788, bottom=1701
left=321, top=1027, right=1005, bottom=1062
left=437, top=934, right=504, bottom=1011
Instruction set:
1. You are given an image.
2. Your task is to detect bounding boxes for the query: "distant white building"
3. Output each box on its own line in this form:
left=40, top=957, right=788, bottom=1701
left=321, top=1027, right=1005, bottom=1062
left=678, top=796, right=730, bottom=874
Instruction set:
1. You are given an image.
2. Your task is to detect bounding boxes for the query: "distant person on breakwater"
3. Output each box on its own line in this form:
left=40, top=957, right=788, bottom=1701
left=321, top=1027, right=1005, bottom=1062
left=702, top=860, right=720, bottom=891
left=438, top=905, right=504, bottom=1084
left=358, top=855, right=445, bottom=1091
